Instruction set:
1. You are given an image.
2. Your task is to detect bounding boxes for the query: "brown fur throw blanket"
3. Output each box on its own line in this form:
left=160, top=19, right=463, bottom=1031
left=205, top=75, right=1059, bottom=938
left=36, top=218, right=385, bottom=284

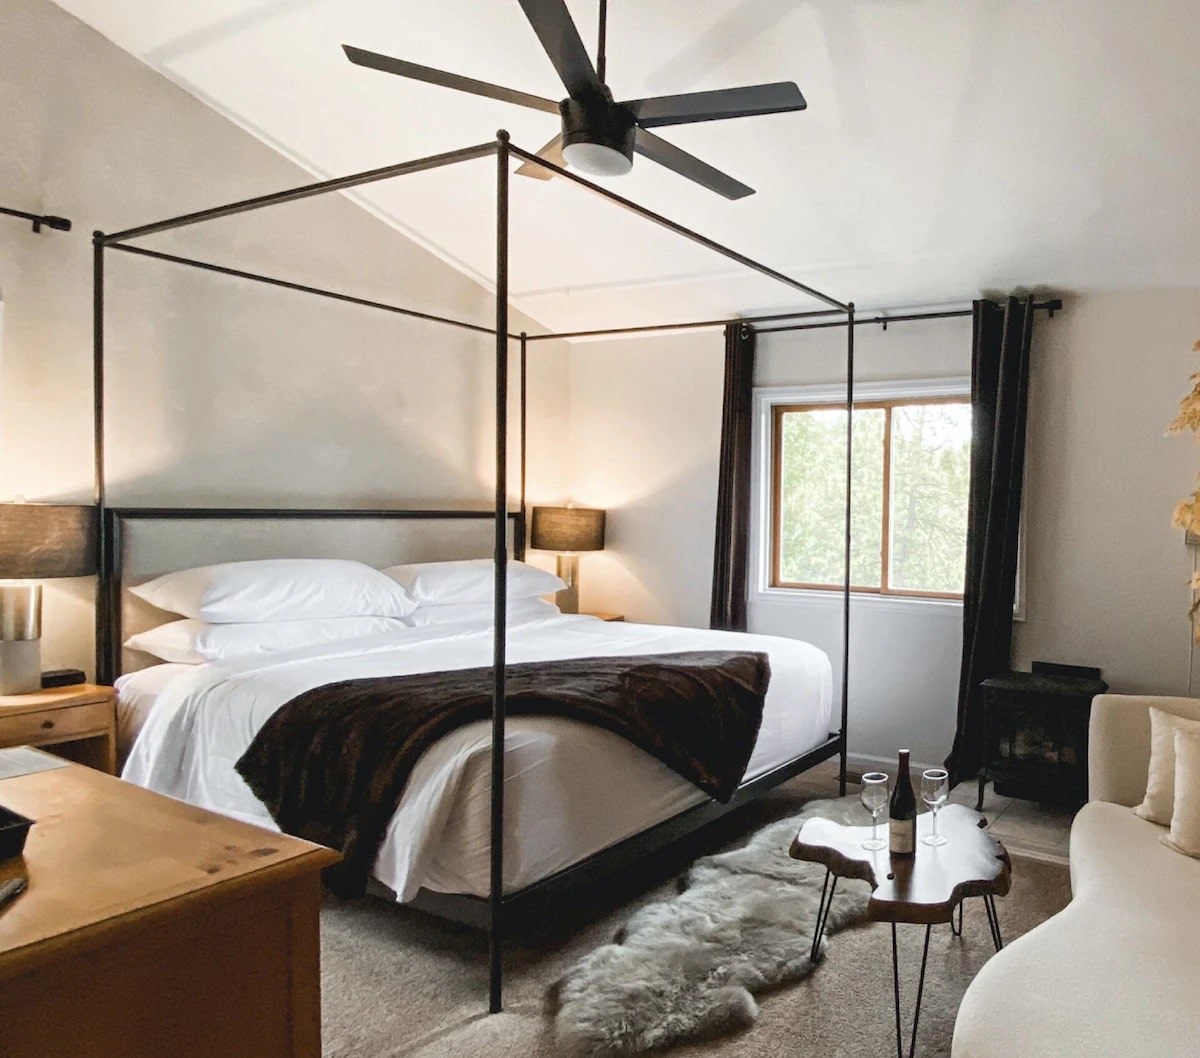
left=235, top=650, right=770, bottom=897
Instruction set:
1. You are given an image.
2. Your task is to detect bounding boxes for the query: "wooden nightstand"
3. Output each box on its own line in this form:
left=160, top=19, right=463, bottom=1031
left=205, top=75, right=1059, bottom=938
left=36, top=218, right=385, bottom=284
left=584, top=611, right=625, bottom=622
left=0, top=684, right=116, bottom=775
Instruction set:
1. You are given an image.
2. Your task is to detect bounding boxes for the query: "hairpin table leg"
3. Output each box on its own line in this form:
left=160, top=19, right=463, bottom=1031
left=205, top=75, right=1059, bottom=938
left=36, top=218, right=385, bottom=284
left=889, top=922, right=933, bottom=1058
left=810, top=869, right=838, bottom=962
left=983, top=894, right=1004, bottom=951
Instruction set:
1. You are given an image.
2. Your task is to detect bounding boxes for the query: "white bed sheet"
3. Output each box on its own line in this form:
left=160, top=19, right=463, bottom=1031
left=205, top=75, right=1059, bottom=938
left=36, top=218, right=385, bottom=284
left=114, top=663, right=197, bottom=759
left=122, top=614, right=832, bottom=901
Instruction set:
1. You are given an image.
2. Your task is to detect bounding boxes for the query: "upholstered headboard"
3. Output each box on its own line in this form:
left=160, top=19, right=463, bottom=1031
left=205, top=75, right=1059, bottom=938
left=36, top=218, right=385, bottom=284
left=101, top=507, right=524, bottom=679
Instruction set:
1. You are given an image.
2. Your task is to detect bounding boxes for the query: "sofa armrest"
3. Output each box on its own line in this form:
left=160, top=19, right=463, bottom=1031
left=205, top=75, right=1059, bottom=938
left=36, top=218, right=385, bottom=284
left=1089, top=693, right=1200, bottom=806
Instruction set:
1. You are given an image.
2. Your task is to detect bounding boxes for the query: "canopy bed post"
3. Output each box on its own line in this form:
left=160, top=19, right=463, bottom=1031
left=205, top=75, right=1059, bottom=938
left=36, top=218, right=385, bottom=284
left=840, top=303, right=855, bottom=796
left=520, top=331, right=528, bottom=558
left=92, top=232, right=111, bottom=686
left=489, top=131, right=511, bottom=1014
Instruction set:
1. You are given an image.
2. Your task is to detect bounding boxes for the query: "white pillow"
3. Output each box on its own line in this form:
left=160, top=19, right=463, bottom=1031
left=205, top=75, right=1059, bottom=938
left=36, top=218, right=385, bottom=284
left=1134, top=707, right=1200, bottom=825
left=382, top=559, right=564, bottom=606
left=407, top=597, right=560, bottom=628
left=1164, top=723, right=1200, bottom=858
left=131, top=559, right=417, bottom=623
left=126, top=615, right=409, bottom=664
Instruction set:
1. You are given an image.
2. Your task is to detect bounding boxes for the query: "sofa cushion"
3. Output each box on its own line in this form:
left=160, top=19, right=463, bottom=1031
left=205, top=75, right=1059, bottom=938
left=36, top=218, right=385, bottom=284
left=1069, top=800, right=1200, bottom=907
left=1134, top=707, right=1200, bottom=825
left=1088, top=694, right=1200, bottom=806
left=1167, top=722, right=1200, bottom=857
left=952, top=902, right=1200, bottom=1058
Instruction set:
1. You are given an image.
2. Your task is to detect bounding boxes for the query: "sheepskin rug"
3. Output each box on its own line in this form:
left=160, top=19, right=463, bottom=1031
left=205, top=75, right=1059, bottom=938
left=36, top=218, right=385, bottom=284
left=549, top=797, right=871, bottom=1055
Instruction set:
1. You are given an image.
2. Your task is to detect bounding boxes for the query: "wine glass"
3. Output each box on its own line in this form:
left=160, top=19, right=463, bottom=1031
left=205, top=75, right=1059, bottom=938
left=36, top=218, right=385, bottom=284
left=921, top=768, right=950, bottom=846
left=860, top=772, right=889, bottom=850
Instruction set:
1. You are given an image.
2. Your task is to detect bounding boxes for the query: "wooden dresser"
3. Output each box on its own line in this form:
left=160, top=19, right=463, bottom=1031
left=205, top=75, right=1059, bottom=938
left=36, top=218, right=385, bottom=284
left=0, top=759, right=338, bottom=1058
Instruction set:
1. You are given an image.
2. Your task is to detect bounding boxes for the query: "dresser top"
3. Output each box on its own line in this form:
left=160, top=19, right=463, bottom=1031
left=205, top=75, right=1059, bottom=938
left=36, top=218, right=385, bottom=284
left=0, top=761, right=337, bottom=976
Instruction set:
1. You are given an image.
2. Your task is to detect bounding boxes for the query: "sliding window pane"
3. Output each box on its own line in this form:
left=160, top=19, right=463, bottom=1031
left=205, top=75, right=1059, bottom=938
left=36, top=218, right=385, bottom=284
left=777, top=407, right=885, bottom=587
left=889, top=402, right=971, bottom=593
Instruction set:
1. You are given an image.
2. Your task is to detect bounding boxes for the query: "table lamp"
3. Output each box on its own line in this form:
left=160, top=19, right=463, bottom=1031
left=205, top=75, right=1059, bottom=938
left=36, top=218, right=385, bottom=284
left=0, top=503, right=97, bottom=694
left=530, top=506, right=606, bottom=614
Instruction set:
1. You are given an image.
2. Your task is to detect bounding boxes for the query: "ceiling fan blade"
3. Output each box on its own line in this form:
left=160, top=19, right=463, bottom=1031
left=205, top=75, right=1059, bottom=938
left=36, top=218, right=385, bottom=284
left=516, top=0, right=602, bottom=99
left=633, top=129, right=754, bottom=200
left=343, top=44, right=559, bottom=114
left=515, top=134, right=565, bottom=180
left=625, top=82, right=806, bottom=128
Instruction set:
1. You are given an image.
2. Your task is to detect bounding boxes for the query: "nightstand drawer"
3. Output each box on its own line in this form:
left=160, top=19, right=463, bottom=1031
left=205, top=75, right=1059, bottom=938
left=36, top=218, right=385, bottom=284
left=0, top=699, right=113, bottom=747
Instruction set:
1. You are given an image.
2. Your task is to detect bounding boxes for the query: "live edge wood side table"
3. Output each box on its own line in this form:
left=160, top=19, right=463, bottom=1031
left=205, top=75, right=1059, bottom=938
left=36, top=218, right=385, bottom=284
left=790, top=805, right=1011, bottom=1058
left=0, top=684, right=117, bottom=774
left=0, top=759, right=339, bottom=1058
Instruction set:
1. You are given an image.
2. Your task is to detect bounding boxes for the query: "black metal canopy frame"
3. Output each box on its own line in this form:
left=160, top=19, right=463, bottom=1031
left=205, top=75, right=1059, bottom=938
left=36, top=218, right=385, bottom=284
left=88, top=131, right=1055, bottom=1015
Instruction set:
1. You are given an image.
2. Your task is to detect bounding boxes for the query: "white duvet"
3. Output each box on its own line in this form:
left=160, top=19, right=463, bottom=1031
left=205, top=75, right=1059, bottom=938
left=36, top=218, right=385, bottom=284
left=122, top=613, right=832, bottom=900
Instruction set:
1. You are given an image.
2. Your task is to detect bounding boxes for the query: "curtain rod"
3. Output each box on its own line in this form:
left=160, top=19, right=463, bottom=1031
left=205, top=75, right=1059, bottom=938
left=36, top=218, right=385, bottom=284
left=527, top=298, right=1062, bottom=343
left=757, top=299, right=1063, bottom=335
left=0, top=204, right=72, bottom=234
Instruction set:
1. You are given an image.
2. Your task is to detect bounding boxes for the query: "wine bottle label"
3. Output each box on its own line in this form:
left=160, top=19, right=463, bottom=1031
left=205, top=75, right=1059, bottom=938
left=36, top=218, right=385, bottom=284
left=889, top=818, right=915, bottom=855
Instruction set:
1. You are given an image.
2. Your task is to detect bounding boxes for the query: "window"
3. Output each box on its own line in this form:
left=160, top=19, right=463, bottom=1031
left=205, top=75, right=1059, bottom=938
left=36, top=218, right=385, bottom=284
left=770, top=392, right=971, bottom=599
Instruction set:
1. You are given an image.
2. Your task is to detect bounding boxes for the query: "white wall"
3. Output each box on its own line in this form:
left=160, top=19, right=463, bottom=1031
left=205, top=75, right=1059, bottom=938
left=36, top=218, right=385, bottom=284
left=566, top=331, right=725, bottom=626
left=752, top=317, right=972, bottom=768
left=1012, top=288, right=1200, bottom=697
left=566, top=318, right=969, bottom=766
left=569, top=293, right=1200, bottom=771
left=0, top=0, right=569, bottom=677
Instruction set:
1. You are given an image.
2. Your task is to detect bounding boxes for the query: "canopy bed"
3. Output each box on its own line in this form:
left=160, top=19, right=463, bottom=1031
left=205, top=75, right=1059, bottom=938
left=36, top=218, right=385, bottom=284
left=90, top=130, right=861, bottom=1014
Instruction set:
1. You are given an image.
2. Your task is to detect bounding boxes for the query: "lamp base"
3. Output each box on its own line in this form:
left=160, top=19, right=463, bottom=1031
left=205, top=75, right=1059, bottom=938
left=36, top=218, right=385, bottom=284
left=555, top=554, right=580, bottom=614
left=0, top=640, right=41, bottom=695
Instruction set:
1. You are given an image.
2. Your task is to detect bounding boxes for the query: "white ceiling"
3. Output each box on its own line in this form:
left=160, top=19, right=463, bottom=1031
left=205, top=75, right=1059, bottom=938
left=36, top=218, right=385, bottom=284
left=53, top=0, right=1200, bottom=333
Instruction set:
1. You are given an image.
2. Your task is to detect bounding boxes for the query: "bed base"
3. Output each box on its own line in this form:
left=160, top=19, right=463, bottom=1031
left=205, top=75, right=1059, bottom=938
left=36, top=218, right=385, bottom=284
left=409, top=730, right=845, bottom=929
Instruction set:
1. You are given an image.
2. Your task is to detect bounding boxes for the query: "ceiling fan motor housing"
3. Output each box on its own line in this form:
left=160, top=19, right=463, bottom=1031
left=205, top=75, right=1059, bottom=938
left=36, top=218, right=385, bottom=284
left=559, top=95, right=636, bottom=174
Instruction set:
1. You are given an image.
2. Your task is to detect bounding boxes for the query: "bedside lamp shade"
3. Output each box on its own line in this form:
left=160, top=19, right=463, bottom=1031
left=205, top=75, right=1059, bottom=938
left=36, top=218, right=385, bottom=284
left=530, top=506, right=605, bottom=615
left=0, top=504, right=98, bottom=694
left=0, top=504, right=98, bottom=579
left=530, top=506, right=605, bottom=554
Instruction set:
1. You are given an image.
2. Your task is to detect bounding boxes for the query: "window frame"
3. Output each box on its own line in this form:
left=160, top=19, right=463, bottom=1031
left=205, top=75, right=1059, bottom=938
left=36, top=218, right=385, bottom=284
left=753, top=377, right=973, bottom=605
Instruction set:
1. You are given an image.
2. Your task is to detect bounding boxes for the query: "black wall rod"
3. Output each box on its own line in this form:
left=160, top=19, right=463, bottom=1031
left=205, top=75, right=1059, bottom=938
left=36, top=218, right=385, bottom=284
left=838, top=303, right=854, bottom=798
left=509, top=144, right=851, bottom=312
left=103, top=507, right=525, bottom=520
left=107, top=242, right=509, bottom=340
left=1, top=205, right=72, bottom=233
left=530, top=299, right=1063, bottom=344
left=524, top=306, right=842, bottom=342
left=757, top=299, right=1063, bottom=336
left=101, top=141, right=498, bottom=245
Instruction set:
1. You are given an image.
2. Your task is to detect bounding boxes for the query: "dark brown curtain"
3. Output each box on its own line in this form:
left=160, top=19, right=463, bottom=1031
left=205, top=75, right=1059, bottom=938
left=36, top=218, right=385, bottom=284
left=946, top=296, right=1034, bottom=785
left=710, top=322, right=756, bottom=631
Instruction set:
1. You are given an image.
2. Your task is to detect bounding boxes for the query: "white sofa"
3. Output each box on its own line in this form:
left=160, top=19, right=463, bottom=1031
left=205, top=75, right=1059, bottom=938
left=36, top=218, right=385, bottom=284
left=952, top=694, right=1200, bottom=1058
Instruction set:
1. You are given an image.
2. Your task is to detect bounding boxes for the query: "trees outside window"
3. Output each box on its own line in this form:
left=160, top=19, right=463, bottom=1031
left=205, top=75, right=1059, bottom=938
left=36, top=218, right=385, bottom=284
left=773, top=397, right=971, bottom=598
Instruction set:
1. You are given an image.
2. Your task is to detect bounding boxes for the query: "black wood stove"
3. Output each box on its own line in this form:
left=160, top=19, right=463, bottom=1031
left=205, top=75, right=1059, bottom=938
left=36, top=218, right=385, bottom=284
left=977, top=661, right=1108, bottom=811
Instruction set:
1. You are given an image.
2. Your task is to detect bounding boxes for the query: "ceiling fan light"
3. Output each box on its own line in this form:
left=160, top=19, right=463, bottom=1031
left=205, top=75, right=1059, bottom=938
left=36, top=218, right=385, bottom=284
left=561, top=140, right=634, bottom=177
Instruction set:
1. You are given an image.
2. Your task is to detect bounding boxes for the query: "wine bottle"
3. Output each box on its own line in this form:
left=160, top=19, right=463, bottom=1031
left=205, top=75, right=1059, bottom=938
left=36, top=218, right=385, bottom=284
left=889, top=749, right=917, bottom=855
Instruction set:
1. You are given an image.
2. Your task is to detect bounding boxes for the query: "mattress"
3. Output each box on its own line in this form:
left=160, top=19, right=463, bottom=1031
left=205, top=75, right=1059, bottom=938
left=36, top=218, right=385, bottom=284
left=120, top=613, right=832, bottom=900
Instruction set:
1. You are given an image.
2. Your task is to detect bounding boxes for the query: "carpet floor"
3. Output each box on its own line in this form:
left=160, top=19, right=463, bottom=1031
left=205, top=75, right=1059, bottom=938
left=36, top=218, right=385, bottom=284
left=321, top=782, right=1072, bottom=1058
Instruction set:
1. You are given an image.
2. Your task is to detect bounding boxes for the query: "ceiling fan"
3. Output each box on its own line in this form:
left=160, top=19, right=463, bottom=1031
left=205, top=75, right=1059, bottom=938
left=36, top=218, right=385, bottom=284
left=343, top=0, right=806, bottom=200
